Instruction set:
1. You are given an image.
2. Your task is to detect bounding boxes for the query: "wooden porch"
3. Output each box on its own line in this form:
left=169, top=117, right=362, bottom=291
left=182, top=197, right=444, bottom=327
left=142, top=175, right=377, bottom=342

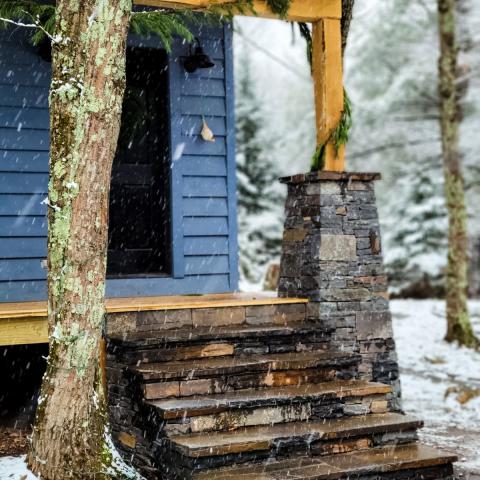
left=0, top=293, right=307, bottom=346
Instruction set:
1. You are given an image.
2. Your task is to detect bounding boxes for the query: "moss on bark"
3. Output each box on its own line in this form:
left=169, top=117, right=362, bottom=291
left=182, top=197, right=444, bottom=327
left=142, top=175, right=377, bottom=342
left=27, top=1, right=135, bottom=478
left=437, top=0, right=479, bottom=349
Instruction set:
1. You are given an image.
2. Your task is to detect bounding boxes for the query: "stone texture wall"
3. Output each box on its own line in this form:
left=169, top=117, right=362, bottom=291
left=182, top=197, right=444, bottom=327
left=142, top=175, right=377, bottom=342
left=278, top=171, right=401, bottom=407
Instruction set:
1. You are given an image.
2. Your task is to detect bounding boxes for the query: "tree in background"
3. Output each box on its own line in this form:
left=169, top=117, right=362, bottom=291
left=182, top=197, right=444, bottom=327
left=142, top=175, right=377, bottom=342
left=345, top=0, right=480, bottom=308
left=346, top=0, right=448, bottom=294
left=341, top=0, right=355, bottom=54
left=384, top=154, right=448, bottom=296
left=437, top=0, right=478, bottom=347
left=235, top=49, right=283, bottom=286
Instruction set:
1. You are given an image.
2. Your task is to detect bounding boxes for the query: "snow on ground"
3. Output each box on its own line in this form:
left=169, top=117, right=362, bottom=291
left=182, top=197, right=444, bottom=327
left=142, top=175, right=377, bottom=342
left=0, top=455, right=36, bottom=479
left=1, top=300, right=479, bottom=478
left=391, top=299, right=480, bottom=475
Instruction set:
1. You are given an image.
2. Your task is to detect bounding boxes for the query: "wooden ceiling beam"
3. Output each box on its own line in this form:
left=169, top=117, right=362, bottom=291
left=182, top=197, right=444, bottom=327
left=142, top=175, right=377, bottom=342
left=133, top=0, right=342, bottom=22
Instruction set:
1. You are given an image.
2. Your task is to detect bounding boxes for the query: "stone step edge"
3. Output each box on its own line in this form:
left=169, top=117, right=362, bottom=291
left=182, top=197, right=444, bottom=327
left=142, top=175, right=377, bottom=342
left=168, top=413, right=423, bottom=458
left=107, top=324, right=327, bottom=348
left=192, top=444, right=458, bottom=480
left=148, top=380, right=392, bottom=420
left=133, top=351, right=360, bottom=382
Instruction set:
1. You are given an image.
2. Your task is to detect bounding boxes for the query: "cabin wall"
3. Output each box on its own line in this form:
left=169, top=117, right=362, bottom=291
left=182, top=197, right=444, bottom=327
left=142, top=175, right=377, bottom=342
left=0, top=30, right=50, bottom=302
left=0, top=24, right=238, bottom=302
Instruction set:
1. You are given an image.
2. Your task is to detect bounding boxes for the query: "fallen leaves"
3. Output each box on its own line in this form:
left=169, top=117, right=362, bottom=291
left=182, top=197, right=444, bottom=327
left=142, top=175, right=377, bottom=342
left=0, top=427, right=30, bottom=456
left=444, top=386, right=480, bottom=405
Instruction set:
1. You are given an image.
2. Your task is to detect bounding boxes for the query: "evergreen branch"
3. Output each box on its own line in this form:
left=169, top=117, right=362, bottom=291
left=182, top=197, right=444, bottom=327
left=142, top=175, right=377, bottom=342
left=204, top=0, right=255, bottom=20
left=130, top=9, right=196, bottom=51
left=0, top=15, right=52, bottom=39
left=266, top=0, right=291, bottom=19
left=297, top=22, right=312, bottom=69
left=0, top=1, right=56, bottom=44
left=130, top=1, right=258, bottom=52
left=332, top=89, right=352, bottom=153
left=311, top=90, right=352, bottom=171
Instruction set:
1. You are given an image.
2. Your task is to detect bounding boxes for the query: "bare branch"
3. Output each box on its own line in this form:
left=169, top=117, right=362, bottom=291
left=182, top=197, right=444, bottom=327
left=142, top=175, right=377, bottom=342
left=0, top=15, right=57, bottom=43
left=350, top=138, right=440, bottom=159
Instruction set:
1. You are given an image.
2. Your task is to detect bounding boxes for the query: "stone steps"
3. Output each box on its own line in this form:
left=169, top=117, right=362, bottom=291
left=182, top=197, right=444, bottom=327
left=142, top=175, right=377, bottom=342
left=168, top=412, right=422, bottom=459
left=148, top=380, right=392, bottom=421
left=109, top=324, right=314, bottom=347
left=132, top=351, right=359, bottom=402
left=106, top=299, right=456, bottom=480
left=192, top=444, right=458, bottom=480
left=134, top=351, right=358, bottom=382
left=107, top=297, right=308, bottom=336
left=103, top=171, right=459, bottom=479
left=108, top=324, right=331, bottom=364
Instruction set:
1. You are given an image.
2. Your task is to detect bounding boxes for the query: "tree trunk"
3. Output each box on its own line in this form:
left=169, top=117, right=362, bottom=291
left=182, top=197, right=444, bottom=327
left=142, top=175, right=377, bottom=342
left=341, top=0, right=355, bottom=56
left=27, top=1, right=132, bottom=478
left=437, top=0, right=478, bottom=348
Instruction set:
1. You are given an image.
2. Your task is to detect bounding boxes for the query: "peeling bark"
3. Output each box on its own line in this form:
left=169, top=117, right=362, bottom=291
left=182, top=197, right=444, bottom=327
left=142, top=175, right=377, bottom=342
left=437, top=0, right=478, bottom=348
left=27, top=1, right=133, bottom=478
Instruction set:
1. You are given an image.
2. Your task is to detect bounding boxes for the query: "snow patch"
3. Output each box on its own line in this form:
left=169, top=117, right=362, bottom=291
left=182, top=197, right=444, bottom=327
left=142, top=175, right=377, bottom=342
left=393, top=299, right=480, bottom=473
left=0, top=456, right=37, bottom=480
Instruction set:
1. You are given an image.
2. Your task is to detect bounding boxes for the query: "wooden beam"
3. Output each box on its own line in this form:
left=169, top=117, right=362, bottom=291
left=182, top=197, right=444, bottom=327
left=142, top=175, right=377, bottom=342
left=134, top=0, right=342, bottom=22
left=312, top=19, right=345, bottom=172
left=0, top=293, right=307, bottom=321
left=0, top=317, right=48, bottom=346
left=0, top=294, right=308, bottom=346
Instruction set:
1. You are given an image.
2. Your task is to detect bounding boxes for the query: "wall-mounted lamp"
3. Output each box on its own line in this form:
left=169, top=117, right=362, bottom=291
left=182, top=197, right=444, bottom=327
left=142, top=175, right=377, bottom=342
left=183, top=38, right=215, bottom=73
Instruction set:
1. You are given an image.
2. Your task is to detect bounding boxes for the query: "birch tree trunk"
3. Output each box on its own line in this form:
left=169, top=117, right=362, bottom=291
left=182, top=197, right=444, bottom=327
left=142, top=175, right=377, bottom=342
left=27, top=1, right=132, bottom=478
left=437, top=0, right=478, bottom=348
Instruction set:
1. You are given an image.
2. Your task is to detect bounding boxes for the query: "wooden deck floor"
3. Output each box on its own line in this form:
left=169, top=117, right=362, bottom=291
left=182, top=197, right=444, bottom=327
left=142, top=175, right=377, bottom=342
left=0, top=293, right=307, bottom=346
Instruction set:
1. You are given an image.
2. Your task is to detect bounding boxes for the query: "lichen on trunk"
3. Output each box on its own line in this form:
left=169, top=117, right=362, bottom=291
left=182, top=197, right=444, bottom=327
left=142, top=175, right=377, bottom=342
left=27, top=1, right=137, bottom=478
left=437, top=0, right=478, bottom=349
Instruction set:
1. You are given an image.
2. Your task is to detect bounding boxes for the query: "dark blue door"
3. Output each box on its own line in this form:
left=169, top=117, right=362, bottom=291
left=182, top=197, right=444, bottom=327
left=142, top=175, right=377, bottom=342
left=107, top=47, right=171, bottom=277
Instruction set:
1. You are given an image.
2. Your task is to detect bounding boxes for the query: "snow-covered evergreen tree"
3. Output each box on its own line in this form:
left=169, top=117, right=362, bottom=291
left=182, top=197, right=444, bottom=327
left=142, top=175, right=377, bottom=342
left=345, top=0, right=480, bottom=295
left=383, top=154, right=448, bottom=295
left=235, top=47, right=283, bottom=287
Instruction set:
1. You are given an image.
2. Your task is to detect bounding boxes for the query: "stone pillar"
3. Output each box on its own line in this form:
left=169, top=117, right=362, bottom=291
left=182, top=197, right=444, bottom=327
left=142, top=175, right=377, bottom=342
left=278, top=171, right=401, bottom=407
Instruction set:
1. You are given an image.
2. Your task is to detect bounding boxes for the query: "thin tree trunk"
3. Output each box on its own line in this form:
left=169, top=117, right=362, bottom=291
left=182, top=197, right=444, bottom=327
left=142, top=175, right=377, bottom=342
left=27, top=1, right=132, bottom=478
left=437, top=0, right=478, bottom=348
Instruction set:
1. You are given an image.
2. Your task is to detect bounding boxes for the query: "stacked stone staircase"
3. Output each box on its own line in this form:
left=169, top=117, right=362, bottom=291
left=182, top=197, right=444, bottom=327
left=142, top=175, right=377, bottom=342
left=106, top=298, right=457, bottom=480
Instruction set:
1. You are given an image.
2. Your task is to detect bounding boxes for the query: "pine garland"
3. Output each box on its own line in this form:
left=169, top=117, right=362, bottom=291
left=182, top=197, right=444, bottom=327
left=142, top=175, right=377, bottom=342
left=130, top=9, right=196, bottom=52
left=297, top=22, right=312, bottom=69
left=266, top=0, right=291, bottom=19
left=311, top=90, right=352, bottom=171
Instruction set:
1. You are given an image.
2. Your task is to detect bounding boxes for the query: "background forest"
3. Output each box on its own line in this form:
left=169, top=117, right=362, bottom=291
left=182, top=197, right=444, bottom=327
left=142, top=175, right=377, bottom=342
left=234, top=0, right=480, bottom=297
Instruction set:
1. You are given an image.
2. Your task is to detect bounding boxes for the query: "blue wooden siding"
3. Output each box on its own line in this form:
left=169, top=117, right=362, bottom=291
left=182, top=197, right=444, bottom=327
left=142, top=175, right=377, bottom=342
left=0, top=23, right=238, bottom=302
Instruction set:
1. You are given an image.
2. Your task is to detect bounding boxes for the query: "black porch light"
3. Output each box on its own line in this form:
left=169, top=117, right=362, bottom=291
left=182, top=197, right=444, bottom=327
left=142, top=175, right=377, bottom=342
left=183, top=38, right=215, bottom=73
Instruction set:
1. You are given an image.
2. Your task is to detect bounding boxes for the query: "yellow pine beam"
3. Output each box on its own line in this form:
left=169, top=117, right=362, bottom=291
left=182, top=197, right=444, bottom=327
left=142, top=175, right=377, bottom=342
left=312, top=18, right=345, bottom=172
left=134, top=0, right=342, bottom=22
left=0, top=317, right=48, bottom=346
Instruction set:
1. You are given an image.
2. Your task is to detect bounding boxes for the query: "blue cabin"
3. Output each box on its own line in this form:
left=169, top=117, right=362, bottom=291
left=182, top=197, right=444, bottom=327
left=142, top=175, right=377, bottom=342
left=0, top=23, right=239, bottom=303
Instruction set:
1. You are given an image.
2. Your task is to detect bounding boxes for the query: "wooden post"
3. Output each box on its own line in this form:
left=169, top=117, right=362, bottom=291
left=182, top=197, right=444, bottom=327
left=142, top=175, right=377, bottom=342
left=100, top=337, right=108, bottom=399
left=312, top=19, right=345, bottom=172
